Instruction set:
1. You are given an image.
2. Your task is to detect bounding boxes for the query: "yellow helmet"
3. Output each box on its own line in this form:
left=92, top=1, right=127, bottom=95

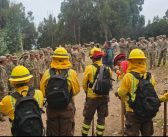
left=128, top=49, right=146, bottom=60
left=89, top=47, right=103, bottom=58
left=52, top=47, right=69, bottom=59
left=9, top=66, right=33, bottom=82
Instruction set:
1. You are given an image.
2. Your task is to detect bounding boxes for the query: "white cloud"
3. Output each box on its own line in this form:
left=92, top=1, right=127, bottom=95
left=141, top=0, right=168, bottom=25
left=10, top=0, right=168, bottom=26
left=10, top=0, right=63, bottom=26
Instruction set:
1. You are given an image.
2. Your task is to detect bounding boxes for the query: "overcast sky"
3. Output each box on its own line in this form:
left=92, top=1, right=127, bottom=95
left=11, top=0, right=168, bottom=26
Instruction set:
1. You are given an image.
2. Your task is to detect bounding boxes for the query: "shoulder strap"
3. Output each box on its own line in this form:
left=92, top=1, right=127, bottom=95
left=130, top=71, right=151, bottom=81
left=89, top=64, right=100, bottom=88
left=146, top=72, right=151, bottom=81
left=60, top=69, right=68, bottom=78
left=11, top=92, right=23, bottom=100
left=130, top=71, right=142, bottom=80
left=49, top=68, right=56, bottom=77
left=27, top=87, right=35, bottom=97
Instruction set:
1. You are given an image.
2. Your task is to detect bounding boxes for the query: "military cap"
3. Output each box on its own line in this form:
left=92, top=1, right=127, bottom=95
left=127, top=37, right=131, bottom=40
left=90, top=42, right=95, bottom=45
left=12, top=55, right=18, bottom=61
left=120, top=38, right=125, bottom=41
left=34, top=50, right=39, bottom=56
left=6, top=54, right=12, bottom=58
left=86, top=43, right=91, bottom=46
left=23, top=52, right=29, bottom=57
left=112, top=38, right=116, bottom=41
left=138, top=37, right=143, bottom=41
left=30, top=50, right=35, bottom=54
left=162, top=35, right=166, bottom=38
left=0, top=56, right=7, bottom=62
left=39, top=50, right=44, bottom=55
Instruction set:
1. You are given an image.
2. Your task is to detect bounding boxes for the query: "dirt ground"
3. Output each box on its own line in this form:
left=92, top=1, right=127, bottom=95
left=0, top=58, right=167, bottom=136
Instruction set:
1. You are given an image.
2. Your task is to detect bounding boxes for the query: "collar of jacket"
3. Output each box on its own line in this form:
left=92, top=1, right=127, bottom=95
left=93, top=60, right=103, bottom=66
left=15, top=86, right=29, bottom=95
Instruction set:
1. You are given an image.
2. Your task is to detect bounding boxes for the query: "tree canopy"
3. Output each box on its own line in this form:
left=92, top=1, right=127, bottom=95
left=0, top=0, right=168, bottom=54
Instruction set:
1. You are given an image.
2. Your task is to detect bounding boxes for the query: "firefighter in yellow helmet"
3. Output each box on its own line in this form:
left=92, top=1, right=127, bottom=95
left=115, top=49, right=158, bottom=136
left=0, top=66, right=44, bottom=135
left=40, top=47, right=80, bottom=136
left=81, top=47, right=112, bottom=136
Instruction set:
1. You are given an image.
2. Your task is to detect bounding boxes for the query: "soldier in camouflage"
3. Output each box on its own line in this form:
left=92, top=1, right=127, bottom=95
left=148, top=37, right=157, bottom=69
left=138, top=37, right=148, bottom=57
left=43, top=48, right=51, bottom=69
left=5, top=54, right=13, bottom=77
left=11, top=55, right=19, bottom=69
left=71, top=45, right=80, bottom=72
left=29, top=51, right=39, bottom=88
left=77, top=46, right=85, bottom=73
left=19, top=52, right=30, bottom=69
left=119, top=38, right=127, bottom=56
left=158, top=35, right=168, bottom=67
left=111, top=38, right=119, bottom=57
left=39, top=50, right=46, bottom=79
left=0, top=56, right=8, bottom=121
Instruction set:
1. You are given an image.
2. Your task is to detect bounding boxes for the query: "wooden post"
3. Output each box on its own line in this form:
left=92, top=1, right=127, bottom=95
left=92, top=117, right=95, bottom=136
left=163, top=90, right=167, bottom=137
left=121, top=99, right=125, bottom=136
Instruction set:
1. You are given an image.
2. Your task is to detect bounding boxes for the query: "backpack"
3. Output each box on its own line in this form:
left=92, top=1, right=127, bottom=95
left=89, top=64, right=112, bottom=95
left=11, top=88, right=44, bottom=136
left=46, top=68, right=72, bottom=109
left=128, top=72, right=161, bottom=119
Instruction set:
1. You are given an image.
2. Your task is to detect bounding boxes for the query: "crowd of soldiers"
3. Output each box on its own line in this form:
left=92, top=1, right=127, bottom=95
left=111, top=35, right=168, bottom=69
left=0, top=35, right=168, bottom=121
left=0, top=47, right=52, bottom=101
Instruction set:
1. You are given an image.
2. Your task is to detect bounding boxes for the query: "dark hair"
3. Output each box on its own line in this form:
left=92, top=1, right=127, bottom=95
left=14, top=83, right=28, bottom=88
left=91, top=57, right=102, bottom=62
left=106, top=41, right=111, bottom=47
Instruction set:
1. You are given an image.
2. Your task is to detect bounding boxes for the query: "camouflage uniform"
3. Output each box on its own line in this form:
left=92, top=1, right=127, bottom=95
left=71, top=47, right=79, bottom=72
left=119, top=38, right=127, bottom=56
left=158, top=36, right=168, bottom=66
left=29, top=51, right=39, bottom=88
left=81, top=47, right=86, bottom=62
left=44, top=49, right=51, bottom=69
left=156, top=36, right=161, bottom=58
left=11, top=55, right=18, bottom=69
left=0, top=56, right=8, bottom=121
left=39, top=50, right=46, bottom=79
left=34, top=51, right=41, bottom=88
left=127, top=41, right=138, bottom=56
left=5, top=54, right=13, bottom=77
left=77, top=47, right=85, bottom=73
left=138, top=37, right=148, bottom=57
left=112, top=38, right=119, bottom=57
left=19, top=52, right=30, bottom=69
left=148, top=38, right=157, bottom=69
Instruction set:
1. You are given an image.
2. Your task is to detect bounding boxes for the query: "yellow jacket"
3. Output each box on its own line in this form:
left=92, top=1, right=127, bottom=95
left=160, top=92, right=168, bottom=102
left=117, top=59, right=156, bottom=112
left=40, top=58, right=80, bottom=97
left=82, top=60, right=112, bottom=98
left=0, top=86, right=44, bottom=121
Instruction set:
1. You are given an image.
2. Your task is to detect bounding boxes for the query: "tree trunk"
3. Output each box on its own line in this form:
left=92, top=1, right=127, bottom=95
left=78, top=25, right=81, bottom=44
left=73, top=24, right=77, bottom=43
left=103, top=23, right=108, bottom=41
